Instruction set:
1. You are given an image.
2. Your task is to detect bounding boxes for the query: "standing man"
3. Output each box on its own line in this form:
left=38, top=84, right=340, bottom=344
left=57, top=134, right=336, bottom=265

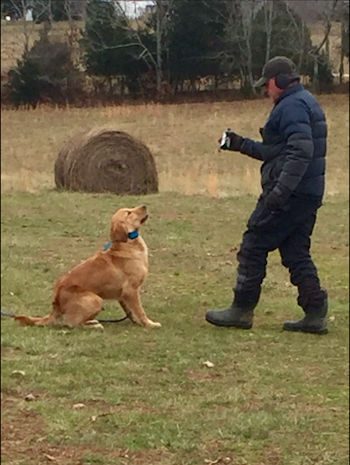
left=205, top=56, right=328, bottom=334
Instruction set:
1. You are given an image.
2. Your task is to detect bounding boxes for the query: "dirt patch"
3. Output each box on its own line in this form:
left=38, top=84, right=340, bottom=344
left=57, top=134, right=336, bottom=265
left=2, top=394, right=48, bottom=464
left=1, top=393, right=174, bottom=465
left=260, top=444, right=283, bottom=465
left=185, top=369, right=223, bottom=382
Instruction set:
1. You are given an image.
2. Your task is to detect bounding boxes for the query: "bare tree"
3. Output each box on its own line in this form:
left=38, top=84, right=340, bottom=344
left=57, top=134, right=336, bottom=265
left=286, top=0, right=339, bottom=89
left=263, top=0, right=274, bottom=63
left=284, top=2, right=309, bottom=71
left=7, top=0, right=51, bottom=53
left=239, top=0, right=261, bottom=93
left=154, top=0, right=172, bottom=93
left=115, top=0, right=174, bottom=95
left=63, top=0, right=84, bottom=68
left=313, top=0, right=338, bottom=54
left=310, top=0, right=338, bottom=90
left=338, top=0, right=349, bottom=83
left=202, top=0, right=260, bottom=92
left=47, top=0, right=53, bottom=24
left=7, top=0, right=33, bottom=53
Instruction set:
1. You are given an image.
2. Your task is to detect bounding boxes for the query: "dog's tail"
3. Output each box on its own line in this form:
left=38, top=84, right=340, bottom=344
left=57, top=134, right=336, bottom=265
left=1, top=309, right=53, bottom=326
left=14, top=313, right=55, bottom=326
left=1, top=307, right=56, bottom=326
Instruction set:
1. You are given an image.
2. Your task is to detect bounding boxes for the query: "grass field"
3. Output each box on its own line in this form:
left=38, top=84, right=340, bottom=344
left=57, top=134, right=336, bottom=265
left=1, top=96, right=349, bottom=465
left=1, top=190, right=349, bottom=465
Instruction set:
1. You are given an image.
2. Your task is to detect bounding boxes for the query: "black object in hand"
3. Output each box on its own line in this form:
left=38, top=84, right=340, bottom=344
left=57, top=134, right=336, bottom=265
left=219, top=129, right=243, bottom=151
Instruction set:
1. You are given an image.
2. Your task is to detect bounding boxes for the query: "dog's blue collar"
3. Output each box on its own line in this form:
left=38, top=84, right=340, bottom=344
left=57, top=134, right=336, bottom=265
left=103, top=231, right=139, bottom=251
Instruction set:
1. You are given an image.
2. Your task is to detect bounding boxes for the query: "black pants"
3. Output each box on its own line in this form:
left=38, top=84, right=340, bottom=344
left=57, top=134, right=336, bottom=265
left=234, top=197, right=326, bottom=312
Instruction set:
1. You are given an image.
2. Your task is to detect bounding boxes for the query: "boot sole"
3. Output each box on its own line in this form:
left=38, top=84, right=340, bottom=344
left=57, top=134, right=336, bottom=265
left=205, top=316, right=252, bottom=329
left=283, top=325, right=328, bottom=335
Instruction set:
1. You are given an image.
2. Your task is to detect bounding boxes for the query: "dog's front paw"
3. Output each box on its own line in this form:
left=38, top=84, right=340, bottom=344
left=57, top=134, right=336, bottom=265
left=147, top=320, right=162, bottom=328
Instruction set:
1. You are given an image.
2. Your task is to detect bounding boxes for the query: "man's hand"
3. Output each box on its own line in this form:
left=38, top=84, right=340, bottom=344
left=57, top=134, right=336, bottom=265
left=219, top=130, right=244, bottom=151
left=264, top=184, right=291, bottom=212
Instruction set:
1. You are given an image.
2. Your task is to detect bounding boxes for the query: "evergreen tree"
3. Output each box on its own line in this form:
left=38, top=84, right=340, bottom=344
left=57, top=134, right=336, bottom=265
left=7, top=56, right=42, bottom=107
left=81, top=0, right=147, bottom=85
left=167, top=0, right=225, bottom=86
left=7, top=26, right=83, bottom=106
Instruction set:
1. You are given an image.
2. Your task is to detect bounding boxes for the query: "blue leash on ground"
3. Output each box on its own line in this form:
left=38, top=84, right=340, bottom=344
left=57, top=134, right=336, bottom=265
left=1, top=311, right=15, bottom=318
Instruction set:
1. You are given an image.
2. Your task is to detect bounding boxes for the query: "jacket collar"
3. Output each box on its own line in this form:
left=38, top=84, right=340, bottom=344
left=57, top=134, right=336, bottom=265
left=274, top=83, right=304, bottom=106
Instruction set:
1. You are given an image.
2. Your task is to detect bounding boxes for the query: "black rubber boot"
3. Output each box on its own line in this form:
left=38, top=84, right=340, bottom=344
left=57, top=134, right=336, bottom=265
left=283, top=293, right=328, bottom=334
left=206, top=287, right=260, bottom=329
left=205, top=304, right=253, bottom=328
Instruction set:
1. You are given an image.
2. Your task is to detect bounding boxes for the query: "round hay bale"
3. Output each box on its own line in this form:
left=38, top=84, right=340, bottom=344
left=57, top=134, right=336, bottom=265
left=54, top=128, right=158, bottom=194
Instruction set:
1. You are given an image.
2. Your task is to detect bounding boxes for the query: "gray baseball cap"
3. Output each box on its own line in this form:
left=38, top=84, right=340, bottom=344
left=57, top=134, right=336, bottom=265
left=254, top=56, right=299, bottom=87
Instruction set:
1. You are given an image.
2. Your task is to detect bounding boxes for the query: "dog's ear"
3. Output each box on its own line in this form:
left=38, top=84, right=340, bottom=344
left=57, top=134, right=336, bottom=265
left=110, top=220, right=128, bottom=243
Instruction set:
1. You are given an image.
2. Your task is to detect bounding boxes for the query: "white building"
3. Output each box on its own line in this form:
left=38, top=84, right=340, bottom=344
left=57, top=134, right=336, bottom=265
left=25, top=8, right=33, bottom=21
left=118, top=1, right=153, bottom=18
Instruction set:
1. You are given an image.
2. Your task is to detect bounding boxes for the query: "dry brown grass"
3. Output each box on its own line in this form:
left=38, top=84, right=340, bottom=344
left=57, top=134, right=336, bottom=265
left=1, top=95, right=349, bottom=197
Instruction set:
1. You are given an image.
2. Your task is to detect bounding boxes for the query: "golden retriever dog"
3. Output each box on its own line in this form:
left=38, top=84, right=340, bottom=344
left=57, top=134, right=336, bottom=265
left=15, top=206, right=161, bottom=330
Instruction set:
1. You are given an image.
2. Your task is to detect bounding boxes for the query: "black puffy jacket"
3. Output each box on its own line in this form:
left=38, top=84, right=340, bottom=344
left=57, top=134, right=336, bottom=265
left=240, top=83, right=327, bottom=206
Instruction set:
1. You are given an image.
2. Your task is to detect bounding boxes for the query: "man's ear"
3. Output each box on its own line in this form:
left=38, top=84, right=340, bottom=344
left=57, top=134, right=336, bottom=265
left=110, top=220, right=128, bottom=243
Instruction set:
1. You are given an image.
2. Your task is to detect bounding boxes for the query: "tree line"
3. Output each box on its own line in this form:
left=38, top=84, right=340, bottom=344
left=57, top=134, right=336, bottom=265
left=3, top=0, right=349, bottom=107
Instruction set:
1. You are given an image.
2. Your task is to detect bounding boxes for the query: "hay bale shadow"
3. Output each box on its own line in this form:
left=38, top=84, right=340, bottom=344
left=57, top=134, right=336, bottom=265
left=54, top=128, right=158, bottom=194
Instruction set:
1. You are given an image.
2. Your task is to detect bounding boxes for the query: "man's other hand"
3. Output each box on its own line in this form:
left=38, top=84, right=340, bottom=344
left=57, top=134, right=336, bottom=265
left=264, top=184, right=291, bottom=212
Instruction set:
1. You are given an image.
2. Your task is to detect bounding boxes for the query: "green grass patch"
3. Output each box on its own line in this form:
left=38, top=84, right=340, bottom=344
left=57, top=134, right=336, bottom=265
left=1, top=191, right=349, bottom=465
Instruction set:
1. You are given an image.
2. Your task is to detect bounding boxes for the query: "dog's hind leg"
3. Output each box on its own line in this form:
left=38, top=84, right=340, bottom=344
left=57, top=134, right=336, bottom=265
left=60, top=291, right=104, bottom=328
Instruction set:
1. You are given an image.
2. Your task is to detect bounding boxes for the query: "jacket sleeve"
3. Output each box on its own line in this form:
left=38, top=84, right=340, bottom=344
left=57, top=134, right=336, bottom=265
left=240, top=137, right=285, bottom=162
left=239, top=138, right=265, bottom=161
